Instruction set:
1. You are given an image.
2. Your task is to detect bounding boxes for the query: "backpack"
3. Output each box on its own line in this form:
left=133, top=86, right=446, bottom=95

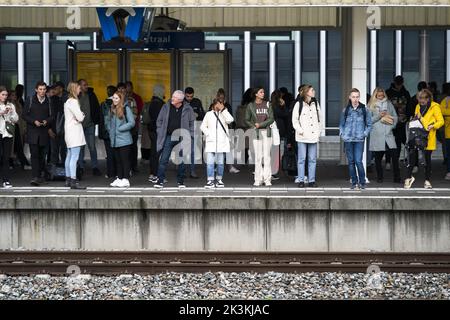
left=282, top=147, right=297, bottom=176
left=344, top=104, right=367, bottom=127
left=55, top=112, right=65, bottom=136
left=298, top=98, right=320, bottom=122
left=407, top=105, right=431, bottom=150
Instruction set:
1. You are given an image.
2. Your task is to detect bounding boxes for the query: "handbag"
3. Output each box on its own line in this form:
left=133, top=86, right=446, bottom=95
left=2, top=116, right=15, bottom=137
left=270, top=121, right=280, bottom=146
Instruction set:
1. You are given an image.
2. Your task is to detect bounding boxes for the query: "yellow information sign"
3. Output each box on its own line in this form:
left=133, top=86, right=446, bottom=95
left=128, top=52, right=172, bottom=103
left=182, top=52, right=225, bottom=110
left=75, top=52, right=119, bottom=103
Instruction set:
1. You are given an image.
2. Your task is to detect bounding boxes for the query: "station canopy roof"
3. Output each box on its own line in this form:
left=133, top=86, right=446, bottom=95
left=1, top=0, right=450, bottom=6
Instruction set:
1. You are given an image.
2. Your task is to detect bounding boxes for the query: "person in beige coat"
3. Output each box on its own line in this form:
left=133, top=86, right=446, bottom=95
left=64, top=82, right=86, bottom=189
left=292, top=85, right=323, bottom=188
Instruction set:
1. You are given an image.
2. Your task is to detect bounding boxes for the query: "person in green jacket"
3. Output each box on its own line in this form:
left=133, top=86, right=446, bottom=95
left=245, top=87, right=275, bottom=186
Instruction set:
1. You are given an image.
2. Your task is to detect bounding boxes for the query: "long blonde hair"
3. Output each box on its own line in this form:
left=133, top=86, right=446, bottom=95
left=300, top=85, right=314, bottom=101
left=111, top=91, right=125, bottom=119
left=368, top=87, right=387, bottom=110
left=67, top=81, right=79, bottom=100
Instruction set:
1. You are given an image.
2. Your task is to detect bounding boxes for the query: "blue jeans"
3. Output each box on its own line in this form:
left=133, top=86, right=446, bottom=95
left=79, top=125, right=98, bottom=169
left=65, top=146, right=81, bottom=179
left=206, top=152, right=224, bottom=181
left=297, top=142, right=317, bottom=183
left=344, top=141, right=366, bottom=186
left=446, top=139, right=450, bottom=173
left=157, top=135, right=185, bottom=184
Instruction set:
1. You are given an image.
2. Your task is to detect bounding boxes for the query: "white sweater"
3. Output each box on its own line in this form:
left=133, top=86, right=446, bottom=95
left=292, top=100, right=323, bottom=143
left=64, top=98, right=86, bottom=148
left=0, top=102, right=19, bottom=138
left=200, top=108, right=234, bottom=153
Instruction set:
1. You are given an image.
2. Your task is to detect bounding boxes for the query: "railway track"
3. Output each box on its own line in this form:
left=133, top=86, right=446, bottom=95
left=0, top=251, right=450, bottom=275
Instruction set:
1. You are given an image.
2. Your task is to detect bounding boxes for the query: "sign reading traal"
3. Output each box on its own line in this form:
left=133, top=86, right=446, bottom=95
left=96, top=7, right=204, bottom=49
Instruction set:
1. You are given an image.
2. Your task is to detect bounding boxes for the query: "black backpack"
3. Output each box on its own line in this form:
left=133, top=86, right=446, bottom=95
left=407, top=105, right=430, bottom=150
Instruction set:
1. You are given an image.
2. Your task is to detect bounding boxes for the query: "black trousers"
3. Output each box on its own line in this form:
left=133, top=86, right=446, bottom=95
left=50, top=134, right=67, bottom=165
left=407, top=149, right=432, bottom=180
left=149, top=130, right=159, bottom=176
left=114, top=145, right=131, bottom=179
left=0, top=137, right=13, bottom=182
left=13, top=124, right=29, bottom=166
left=130, top=132, right=138, bottom=171
left=374, top=145, right=400, bottom=181
left=29, top=144, right=47, bottom=179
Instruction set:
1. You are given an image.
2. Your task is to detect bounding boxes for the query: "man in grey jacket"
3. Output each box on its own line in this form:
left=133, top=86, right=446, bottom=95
left=154, top=90, right=195, bottom=188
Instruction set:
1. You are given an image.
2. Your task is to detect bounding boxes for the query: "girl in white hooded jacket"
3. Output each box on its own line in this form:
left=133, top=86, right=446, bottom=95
left=292, top=85, right=323, bottom=188
left=200, top=99, right=234, bottom=188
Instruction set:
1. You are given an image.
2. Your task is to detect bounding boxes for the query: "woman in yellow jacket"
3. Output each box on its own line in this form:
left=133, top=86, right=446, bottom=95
left=404, top=89, right=444, bottom=189
left=440, top=84, right=450, bottom=180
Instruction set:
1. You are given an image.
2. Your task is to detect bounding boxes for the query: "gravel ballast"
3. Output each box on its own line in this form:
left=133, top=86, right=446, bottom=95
left=0, top=272, right=449, bottom=300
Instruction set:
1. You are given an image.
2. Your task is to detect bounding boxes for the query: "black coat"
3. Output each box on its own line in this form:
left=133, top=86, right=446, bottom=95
left=147, top=96, right=164, bottom=132
left=82, top=88, right=101, bottom=125
left=23, top=95, right=54, bottom=146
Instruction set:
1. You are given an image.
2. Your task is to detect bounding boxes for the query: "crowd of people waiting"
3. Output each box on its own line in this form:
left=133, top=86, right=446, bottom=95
left=0, top=74, right=449, bottom=190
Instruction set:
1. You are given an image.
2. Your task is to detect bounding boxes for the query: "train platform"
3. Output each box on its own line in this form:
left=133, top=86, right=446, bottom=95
left=0, top=160, right=449, bottom=253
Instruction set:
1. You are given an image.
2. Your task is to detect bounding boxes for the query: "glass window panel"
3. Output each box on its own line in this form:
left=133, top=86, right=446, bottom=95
left=326, top=30, right=342, bottom=129
left=251, top=43, right=268, bottom=71
left=50, top=42, right=67, bottom=70
left=251, top=43, right=269, bottom=94
left=25, top=70, right=43, bottom=98
left=428, top=30, right=446, bottom=97
left=25, top=42, right=42, bottom=70
left=228, top=42, right=244, bottom=112
left=302, top=31, right=319, bottom=72
left=377, top=30, right=395, bottom=90
left=50, top=71, right=68, bottom=86
left=0, top=42, right=17, bottom=69
left=402, top=30, right=420, bottom=72
left=0, top=71, right=18, bottom=90
left=276, top=42, right=294, bottom=94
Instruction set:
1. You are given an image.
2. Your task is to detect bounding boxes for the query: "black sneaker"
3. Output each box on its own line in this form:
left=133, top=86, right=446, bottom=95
left=359, top=184, right=366, bottom=190
left=216, top=180, right=225, bottom=188
left=92, top=168, right=102, bottom=176
left=178, top=182, right=186, bottom=188
left=70, top=178, right=86, bottom=190
left=351, top=184, right=359, bottom=190
left=30, top=178, right=41, bottom=186
left=205, top=181, right=215, bottom=189
left=271, top=174, right=280, bottom=181
left=308, top=182, right=317, bottom=188
left=154, top=181, right=164, bottom=189
left=298, top=182, right=305, bottom=188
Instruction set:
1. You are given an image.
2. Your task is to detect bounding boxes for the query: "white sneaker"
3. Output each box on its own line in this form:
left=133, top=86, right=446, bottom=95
left=304, top=176, right=309, bottom=183
left=229, top=166, right=240, bottom=174
left=445, top=173, right=450, bottom=181
left=118, top=178, right=130, bottom=188
left=424, top=180, right=432, bottom=189
left=264, top=180, right=272, bottom=186
left=23, top=165, right=32, bottom=170
left=404, top=176, right=415, bottom=189
left=253, top=181, right=262, bottom=187
left=216, top=180, right=225, bottom=188
left=412, top=166, right=419, bottom=174
left=386, top=163, right=391, bottom=171
left=110, top=178, right=121, bottom=187
left=294, top=176, right=301, bottom=183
